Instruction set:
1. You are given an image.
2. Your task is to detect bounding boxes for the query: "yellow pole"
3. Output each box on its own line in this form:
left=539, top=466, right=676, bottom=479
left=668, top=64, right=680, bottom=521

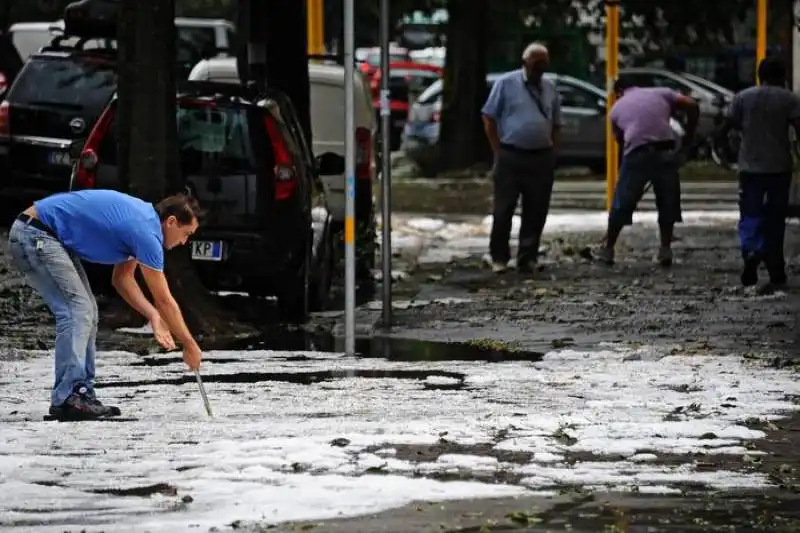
left=756, top=0, right=768, bottom=83
left=307, top=0, right=325, bottom=56
left=605, top=0, right=619, bottom=210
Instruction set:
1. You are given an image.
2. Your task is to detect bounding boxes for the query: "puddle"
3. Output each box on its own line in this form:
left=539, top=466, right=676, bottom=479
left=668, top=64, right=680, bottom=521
left=231, top=330, right=543, bottom=363
left=130, top=357, right=243, bottom=367
left=89, top=483, right=178, bottom=497
left=97, top=369, right=466, bottom=389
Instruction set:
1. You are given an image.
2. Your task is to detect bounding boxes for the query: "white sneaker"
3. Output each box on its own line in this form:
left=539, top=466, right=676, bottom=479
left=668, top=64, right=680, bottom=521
left=492, top=261, right=508, bottom=274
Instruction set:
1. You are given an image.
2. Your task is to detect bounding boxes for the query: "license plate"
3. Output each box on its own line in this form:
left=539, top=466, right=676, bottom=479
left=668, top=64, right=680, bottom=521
left=190, top=241, right=223, bottom=261
left=48, top=151, right=71, bottom=166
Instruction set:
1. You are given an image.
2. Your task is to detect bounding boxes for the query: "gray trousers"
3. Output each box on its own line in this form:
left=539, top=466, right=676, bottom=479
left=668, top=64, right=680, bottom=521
left=490, top=147, right=555, bottom=264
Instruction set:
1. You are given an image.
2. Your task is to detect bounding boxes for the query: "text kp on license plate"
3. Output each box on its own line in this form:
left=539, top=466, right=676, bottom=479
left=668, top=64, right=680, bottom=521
left=191, top=241, right=223, bottom=261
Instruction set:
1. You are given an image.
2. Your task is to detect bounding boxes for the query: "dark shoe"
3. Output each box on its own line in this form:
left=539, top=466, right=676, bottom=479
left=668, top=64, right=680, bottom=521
left=49, top=386, right=119, bottom=420
left=741, top=257, right=759, bottom=287
left=84, top=388, right=122, bottom=416
left=517, top=258, right=536, bottom=274
left=656, top=247, right=673, bottom=268
left=756, top=282, right=788, bottom=296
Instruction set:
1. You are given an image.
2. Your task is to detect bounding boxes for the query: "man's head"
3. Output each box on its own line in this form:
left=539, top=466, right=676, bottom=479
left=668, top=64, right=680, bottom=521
left=155, top=194, right=201, bottom=249
left=613, top=77, right=636, bottom=98
left=522, top=42, right=550, bottom=84
left=758, top=56, right=786, bottom=86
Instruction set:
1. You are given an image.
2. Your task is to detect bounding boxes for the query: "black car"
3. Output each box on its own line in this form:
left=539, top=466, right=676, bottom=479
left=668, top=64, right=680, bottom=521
left=70, top=81, right=341, bottom=322
left=0, top=34, right=116, bottom=212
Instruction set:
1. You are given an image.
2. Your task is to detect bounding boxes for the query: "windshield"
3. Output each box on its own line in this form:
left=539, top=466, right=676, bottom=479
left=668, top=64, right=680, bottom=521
left=9, top=55, right=116, bottom=110
left=416, top=78, right=443, bottom=104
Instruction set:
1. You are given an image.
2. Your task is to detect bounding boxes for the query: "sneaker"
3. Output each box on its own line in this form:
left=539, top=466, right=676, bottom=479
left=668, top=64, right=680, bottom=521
left=492, top=261, right=509, bottom=274
left=741, top=256, right=759, bottom=287
left=49, top=385, right=118, bottom=421
left=656, top=247, right=673, bottom=267
left=593, top=247, right=614, bottom=266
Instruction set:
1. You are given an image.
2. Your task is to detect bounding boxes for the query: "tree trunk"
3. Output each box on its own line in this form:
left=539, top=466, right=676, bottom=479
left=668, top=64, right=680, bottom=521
left=117, top=0, right=250, bottom=339
left=437, top=0, right=490, bottom=173
left=264, top=0, right=312, bottom=142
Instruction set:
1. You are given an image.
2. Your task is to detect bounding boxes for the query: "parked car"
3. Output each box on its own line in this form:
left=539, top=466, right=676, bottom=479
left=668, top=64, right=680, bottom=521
left=616, top=67, right=732, bottom=154
left=402, top=72, right=685, bottom=177
left=356, top=45, right=410, bottom=80
left=69, top=81, right=340, bottom=322
left=369, top=61, right=442, bottom=150
left=188, top=56, right=378, bottom=282
left=6, top=18, right=235, bottom=79
left=0, top=34, right=117, bottom=213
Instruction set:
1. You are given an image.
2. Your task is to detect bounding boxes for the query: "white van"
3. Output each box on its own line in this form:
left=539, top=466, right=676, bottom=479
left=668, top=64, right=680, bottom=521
left=188, top=57, right=376, bottom=226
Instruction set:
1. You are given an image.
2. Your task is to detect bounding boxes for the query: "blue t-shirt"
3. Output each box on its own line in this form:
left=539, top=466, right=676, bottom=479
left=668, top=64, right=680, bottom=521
left=35, top=189, right=164, bottom=271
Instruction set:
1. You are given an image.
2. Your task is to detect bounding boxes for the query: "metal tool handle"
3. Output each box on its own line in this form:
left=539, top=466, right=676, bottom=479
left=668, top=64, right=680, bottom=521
left=194, top=370, right=213, bottom=417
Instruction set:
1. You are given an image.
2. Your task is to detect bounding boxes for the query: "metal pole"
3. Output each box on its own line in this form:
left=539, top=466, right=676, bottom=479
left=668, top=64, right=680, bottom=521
left=605, top=0, right=619, bottom=210
left=756, top=0, right=768, bottom=84
left=307, top=0, right=325, bottom=56
left=380, top=0, right=392, bottom=328
left=344, top=0, right=356, bottom=355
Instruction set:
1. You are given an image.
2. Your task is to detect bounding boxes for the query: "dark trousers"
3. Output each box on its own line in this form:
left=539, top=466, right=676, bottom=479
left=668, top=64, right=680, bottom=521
left=738, top=172, right=791, bottom=280
left=490, top=147, right=555, bottom=264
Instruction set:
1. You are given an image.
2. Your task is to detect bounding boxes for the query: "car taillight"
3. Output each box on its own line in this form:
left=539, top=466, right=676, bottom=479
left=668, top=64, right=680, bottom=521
left=356, top=127, right=371, bottom=180
left=0, top=101, right=9, bottom=138
left=0, top=73, right=7, bottom=94
left=74, top=104, right=114, bottom=189
left=263, top=116, right=297, bottom=201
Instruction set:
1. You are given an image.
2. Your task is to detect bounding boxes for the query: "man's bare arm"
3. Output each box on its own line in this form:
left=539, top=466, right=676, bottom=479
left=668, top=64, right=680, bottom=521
left=673, top=94, right=700, bottom=144
left=138, top=266, right=199, bottom=351
left=482, top=115, right=501, bottom=154
left=112, top=261, right=159, bottom=321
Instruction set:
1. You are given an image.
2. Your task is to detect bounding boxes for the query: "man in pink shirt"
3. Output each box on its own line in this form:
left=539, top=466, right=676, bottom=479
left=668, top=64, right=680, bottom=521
left=595, top=79, right=699, bottom=266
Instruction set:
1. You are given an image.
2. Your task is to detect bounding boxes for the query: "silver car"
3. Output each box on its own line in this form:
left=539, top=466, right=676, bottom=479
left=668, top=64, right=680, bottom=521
left=402, top=71, right=684, bottom=177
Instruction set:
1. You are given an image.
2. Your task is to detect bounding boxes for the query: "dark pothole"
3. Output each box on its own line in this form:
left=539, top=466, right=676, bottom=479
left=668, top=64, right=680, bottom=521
left=96, top=369, right=467, bottom=389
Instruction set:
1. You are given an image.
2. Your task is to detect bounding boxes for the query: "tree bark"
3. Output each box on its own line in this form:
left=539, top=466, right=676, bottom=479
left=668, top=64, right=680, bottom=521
left=437, top=0, right=490, bottom=173
left=117, top=0, right=250, bottom=339
left=264, top=0, right=312, bottom=142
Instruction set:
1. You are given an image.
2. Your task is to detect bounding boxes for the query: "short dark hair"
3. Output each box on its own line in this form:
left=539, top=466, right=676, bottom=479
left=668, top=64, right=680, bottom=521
left=613, top=77, right=635, bottom=94
left=155, top=194, right=202, bottom=225
left=758, top=56, right=786, bottom=85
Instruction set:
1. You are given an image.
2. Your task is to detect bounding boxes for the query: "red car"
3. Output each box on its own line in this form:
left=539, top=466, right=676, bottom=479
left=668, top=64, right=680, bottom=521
left=369, top=61, right=442, bottom=150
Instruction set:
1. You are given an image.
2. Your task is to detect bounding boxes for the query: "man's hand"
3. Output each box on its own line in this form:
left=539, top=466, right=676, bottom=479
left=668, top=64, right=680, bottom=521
left=150, top=314, right=176, bottom=351
left=182, top=343, right=202, bottom=371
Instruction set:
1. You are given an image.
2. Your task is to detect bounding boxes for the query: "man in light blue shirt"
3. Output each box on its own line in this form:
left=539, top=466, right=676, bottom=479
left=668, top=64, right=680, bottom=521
left=7, top=190, right=204, bottom=420
left=481, top=42, right=562, bottom=273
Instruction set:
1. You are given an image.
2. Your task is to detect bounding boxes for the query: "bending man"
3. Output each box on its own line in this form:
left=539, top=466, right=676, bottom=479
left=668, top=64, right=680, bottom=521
left=7, top=189, right=204, bottom=420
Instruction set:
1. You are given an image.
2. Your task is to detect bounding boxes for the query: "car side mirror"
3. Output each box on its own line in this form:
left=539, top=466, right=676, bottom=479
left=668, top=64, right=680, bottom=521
left=316, top=151, right=345, bottom=176
left=69, top=140, right=85, bottom=159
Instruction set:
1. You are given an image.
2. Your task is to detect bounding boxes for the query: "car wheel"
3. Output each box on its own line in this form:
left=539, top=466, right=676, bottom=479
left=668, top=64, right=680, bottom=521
left=309, top=228, right=333, bottom=312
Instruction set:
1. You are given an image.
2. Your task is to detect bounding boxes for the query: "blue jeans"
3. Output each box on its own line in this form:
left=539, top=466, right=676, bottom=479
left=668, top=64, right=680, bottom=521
left=7, top=220, right=98, bottom=406
left=738, top=172, right=791, bottom=279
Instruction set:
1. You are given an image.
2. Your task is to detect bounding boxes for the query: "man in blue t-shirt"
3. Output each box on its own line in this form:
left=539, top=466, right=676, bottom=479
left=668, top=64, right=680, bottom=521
left=7, top=190, right=204, bottom=420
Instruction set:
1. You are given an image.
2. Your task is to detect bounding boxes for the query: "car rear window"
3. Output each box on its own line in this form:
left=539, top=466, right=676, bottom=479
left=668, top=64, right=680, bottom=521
left=8, top=55, right=116, bottom=110
left=177, top=103, right=258, bottom=173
